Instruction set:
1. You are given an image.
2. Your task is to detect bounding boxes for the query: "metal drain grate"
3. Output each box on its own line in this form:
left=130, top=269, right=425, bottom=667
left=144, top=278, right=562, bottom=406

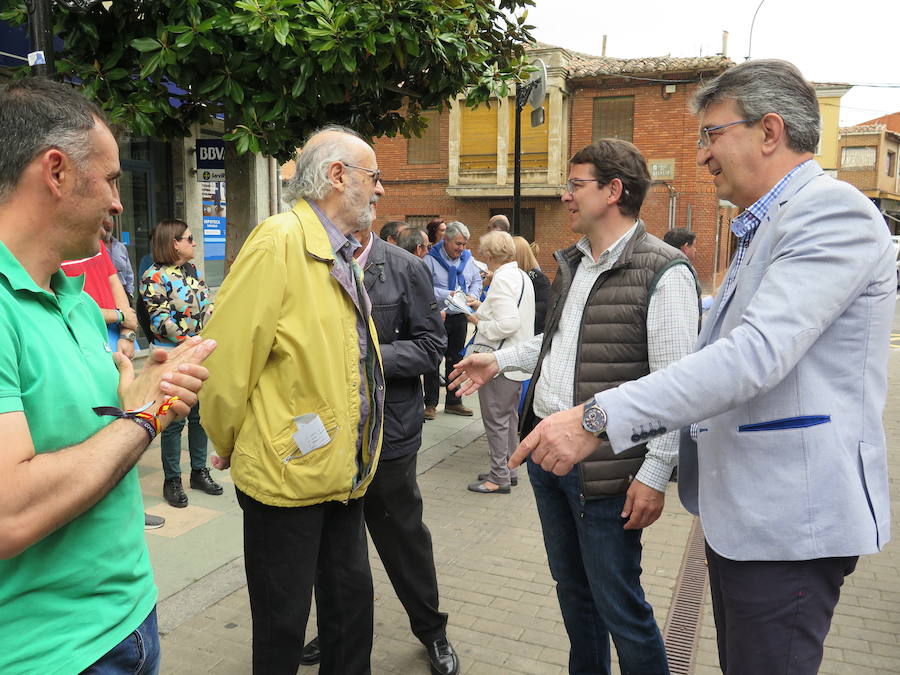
left=663, top=516, right=709, bottom=675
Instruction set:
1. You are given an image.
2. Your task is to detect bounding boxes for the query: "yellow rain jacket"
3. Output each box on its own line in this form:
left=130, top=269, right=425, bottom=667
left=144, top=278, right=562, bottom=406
left=200, top=200, right=383, bottom=506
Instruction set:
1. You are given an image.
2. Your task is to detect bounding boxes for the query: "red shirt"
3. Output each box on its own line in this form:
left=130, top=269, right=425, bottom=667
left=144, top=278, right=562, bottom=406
left=60, top=242, right=117, bottom=310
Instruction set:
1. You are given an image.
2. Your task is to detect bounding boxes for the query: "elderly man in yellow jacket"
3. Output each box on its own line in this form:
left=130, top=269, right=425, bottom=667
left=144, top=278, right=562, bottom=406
left=200, top=125, right=385, bottom=675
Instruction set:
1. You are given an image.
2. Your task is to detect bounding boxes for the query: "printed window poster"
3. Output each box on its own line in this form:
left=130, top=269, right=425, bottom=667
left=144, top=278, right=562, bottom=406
left=202, top=182, right=226, bottom=261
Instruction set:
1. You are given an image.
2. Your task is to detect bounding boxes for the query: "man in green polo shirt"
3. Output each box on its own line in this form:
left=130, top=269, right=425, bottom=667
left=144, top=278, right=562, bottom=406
left=0, top=79, right=216, bottom=675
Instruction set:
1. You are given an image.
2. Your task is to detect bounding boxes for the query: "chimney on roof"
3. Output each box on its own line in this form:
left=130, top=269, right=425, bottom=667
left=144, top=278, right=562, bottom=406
left=602, top=35, right=607, bottom=57
left=721, top=31, right=728, bottom=56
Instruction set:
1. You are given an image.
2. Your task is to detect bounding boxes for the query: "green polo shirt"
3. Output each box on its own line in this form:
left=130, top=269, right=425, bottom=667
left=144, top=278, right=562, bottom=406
left=0, top=243, right=156, bottom=675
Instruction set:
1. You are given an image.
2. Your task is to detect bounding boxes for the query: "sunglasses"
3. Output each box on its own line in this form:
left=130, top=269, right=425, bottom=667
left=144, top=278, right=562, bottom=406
left=176, top=234, right=194, bottom=243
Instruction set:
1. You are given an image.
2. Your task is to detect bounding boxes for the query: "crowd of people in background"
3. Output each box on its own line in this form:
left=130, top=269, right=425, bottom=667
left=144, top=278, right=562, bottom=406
left=1, top=57, right=895, bottom=675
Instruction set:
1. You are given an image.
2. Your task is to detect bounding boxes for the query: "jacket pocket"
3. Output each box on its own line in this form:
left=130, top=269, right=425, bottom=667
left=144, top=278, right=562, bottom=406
left=273, top=407, right=340, bottom=464
left=738, top=415, right=830, bottom=432
left=858, top=441, right=890, bottom=548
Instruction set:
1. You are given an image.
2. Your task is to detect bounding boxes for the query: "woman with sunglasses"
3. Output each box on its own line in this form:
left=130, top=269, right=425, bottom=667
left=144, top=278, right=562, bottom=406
left=140, top=218, right=221, bottom=508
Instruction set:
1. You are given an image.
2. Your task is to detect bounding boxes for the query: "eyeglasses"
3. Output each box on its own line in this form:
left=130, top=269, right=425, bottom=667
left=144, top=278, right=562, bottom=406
left=565, top=178, right=606, bottom=194
left=176, top=234, right=194, bottom=243
left=697, top=120, right=751, bottom=149
left=342, top=162, right=383, bottom=185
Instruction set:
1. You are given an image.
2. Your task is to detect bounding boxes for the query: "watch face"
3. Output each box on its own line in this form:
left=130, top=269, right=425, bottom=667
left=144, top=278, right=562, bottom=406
left=583, top=403, right=607, bottom=434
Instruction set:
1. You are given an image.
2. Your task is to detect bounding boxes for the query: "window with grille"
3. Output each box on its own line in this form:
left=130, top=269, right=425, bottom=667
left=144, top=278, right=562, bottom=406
left=490, top=207, right=535, bottom=241
left=592, top=96, right=634, bottom=142
left=408, top=110, right=441, bottom=165
left=841, top=146, right=876, bottom=168
left=405, top=215, right=438, bottom=229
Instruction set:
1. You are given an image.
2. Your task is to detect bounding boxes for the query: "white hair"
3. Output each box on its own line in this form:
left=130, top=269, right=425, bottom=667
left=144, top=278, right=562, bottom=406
left=444, top=221, right=470, bottom=240
left=283, top=124, right=366, bottom=202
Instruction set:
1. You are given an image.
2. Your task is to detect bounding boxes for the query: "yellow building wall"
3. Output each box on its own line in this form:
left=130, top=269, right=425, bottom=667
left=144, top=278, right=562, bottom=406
left=816, top=95, right=842, bottom=171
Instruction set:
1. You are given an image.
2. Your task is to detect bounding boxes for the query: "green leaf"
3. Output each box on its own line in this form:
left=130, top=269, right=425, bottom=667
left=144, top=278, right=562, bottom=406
left=175, top=31, right=195, bottom=49
left=197, top=74, right=225, bottom=95
left=167, top=24, right=192, bottom=34
left=104, top=68, right=129, bottom=81
left=339, top=49, right=355, bottom=73
left=131, top=37, right=162, bottom=53
left=139, top=52, right=163, bottom=79
left=235, top=132, right=251, bottom=155
left=230, top=82, right=245, bottom=104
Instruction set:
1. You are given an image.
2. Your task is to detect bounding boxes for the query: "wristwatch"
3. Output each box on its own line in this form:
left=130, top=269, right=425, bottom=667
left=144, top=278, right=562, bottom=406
left=120, top=331, right=137, bottom=342
left=581, top=398, right=609, bottom=439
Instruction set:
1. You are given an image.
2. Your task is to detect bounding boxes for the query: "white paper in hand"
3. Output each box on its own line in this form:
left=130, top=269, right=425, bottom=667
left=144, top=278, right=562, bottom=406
left=445, top=291, right=474, bottom=315
left=291, top=413, right=331, bottom=456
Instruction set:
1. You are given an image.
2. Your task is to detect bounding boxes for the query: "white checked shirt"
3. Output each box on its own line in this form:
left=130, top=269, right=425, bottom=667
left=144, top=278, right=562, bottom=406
left=495, top=222, right=699, bottom=492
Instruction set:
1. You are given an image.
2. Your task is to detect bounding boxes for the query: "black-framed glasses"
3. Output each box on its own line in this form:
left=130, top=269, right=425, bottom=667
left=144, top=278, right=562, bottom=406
left=176, top=234, right=194, bottom=243
left=697, top=119, right=751, bottom=149
left=342, top=162, right=383, bottom=184
left=565, top=178, right=605, bottom=194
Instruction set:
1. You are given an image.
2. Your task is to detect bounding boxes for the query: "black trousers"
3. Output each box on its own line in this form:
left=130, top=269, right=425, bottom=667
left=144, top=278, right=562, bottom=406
left=424, top=313, right=467, bottom=408
left=237, top=488, right=373, bottom=675
left=364, top=451, right=448, bottom=644
left=706, top=542, right=857, bottom=675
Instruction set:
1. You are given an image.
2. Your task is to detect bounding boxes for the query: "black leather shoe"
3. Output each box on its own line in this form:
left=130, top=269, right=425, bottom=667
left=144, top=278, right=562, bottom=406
left=300, top=636, right=320, bottom=666
left=190, top=467, right=224, bottom=495
left=163, top=477, right=188, bottom=508
left=426, top=637, right=459, bottom=675
left=478, top=472, right=518, bottom=487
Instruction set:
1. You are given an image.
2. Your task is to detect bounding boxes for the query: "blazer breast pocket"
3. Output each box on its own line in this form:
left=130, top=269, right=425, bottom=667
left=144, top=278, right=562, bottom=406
left=738, top=415, right=831, bottom=432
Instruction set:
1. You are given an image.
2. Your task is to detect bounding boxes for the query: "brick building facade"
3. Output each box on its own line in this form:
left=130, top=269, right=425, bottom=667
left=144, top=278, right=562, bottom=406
left=371, top=45, right=736, bottom=291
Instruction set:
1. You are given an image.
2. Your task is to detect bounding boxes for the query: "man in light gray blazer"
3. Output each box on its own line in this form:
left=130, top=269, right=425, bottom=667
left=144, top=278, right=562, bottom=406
left=456, top=60, right=894, bottom=673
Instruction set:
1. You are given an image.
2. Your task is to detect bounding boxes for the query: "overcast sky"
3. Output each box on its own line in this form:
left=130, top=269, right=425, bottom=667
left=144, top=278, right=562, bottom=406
left=524, top=0, right=900, bottom=126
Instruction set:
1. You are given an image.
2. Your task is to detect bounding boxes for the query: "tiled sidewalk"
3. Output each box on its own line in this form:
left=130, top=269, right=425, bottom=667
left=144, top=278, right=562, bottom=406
left=153, top=350, right=900, bottom=674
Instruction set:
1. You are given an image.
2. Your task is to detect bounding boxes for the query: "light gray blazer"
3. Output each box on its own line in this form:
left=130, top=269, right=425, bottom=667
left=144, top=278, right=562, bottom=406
left=596, top=161, right=894, bottom=561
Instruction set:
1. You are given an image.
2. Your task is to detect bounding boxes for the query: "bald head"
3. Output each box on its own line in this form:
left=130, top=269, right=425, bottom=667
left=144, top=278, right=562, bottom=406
left=488, top=214, right=510, bottom=232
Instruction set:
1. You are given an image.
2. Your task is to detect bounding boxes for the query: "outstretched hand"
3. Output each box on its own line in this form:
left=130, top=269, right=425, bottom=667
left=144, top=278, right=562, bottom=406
left=115, top=336, right=217, bottom=429
left=509, top=404, right=601, bottom=475
left=448, top=352, right=499, bottom=396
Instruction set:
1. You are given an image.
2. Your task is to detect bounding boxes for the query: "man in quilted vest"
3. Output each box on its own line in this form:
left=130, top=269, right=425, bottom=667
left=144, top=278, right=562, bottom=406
left=450, top=140, right=699, bottom=674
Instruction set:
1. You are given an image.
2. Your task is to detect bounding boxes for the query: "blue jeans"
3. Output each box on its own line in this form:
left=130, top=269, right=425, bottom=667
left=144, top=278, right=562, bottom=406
left=528, top=460, right=669, bottom=675
left=81, top=608, right=160, bottom=675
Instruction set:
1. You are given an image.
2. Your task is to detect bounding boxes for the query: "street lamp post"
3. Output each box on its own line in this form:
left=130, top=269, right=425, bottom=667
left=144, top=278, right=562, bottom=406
left=513, top=78, right=542, bottom=237
left=25, top=0, right=54, bottom=77
left=25, top=0, right=104, bottom=78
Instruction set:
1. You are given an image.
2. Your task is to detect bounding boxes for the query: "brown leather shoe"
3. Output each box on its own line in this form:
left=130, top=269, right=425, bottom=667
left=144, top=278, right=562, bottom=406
left=444, top=404, right=473, bottom=417
left=424, top=406, right=437, bottom=420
